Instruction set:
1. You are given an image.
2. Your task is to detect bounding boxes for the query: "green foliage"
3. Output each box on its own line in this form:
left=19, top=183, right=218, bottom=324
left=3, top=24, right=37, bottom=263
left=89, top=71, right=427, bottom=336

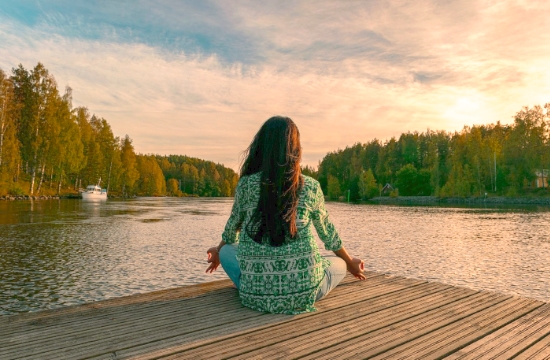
left=166, top=178, right=181, bottom=196
left=395, top=164, right=432, bottom=196
left=395, top=164, right=417, bottom=196
left=0, top=63, right=238, bottom=198
left=358, top=169, right=378, bottom=199
left=440, top=163, right=473, bottom=197
left=0, top=69, right=20, bottom=183
left=301, top=165, right=318, bottom=179
left=155, top=155, right=237, bottom=197
left=120, top=135, right=139, bottom=196
left=136, top=155, right=166, bottom=196
left=315, top=103, right=550, bottom=199
left=2, top=62, right=549, bottom=200
left=327, top=174, right=341, bottom=199
left=8, top=184, right=25, bottom=196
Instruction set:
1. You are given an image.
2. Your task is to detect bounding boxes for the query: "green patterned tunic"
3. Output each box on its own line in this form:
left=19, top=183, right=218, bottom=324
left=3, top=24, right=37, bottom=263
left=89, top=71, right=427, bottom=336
left=222, top=173, right=343, bottom=314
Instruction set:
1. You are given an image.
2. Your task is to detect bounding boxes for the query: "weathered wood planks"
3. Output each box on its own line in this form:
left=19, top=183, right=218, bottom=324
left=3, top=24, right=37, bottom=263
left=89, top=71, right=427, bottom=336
left=1, top=272, right=548, bottom=360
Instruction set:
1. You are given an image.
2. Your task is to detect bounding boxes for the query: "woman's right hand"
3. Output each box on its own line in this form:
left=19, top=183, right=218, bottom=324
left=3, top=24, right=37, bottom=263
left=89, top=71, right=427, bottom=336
left=347, top=257, right=366, bottom=280
left=205, top=247, right=220, bottom=273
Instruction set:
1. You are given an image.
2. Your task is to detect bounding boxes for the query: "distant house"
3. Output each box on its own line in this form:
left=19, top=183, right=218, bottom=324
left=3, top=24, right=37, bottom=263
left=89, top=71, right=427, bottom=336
left=381, top=183, right=394, bottom=194
left=534, top=169, right=549, bottom=188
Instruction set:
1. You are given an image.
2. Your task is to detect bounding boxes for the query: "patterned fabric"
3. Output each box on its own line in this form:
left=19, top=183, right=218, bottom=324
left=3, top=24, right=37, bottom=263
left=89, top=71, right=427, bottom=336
left=222, top=173, right=343, bottom=314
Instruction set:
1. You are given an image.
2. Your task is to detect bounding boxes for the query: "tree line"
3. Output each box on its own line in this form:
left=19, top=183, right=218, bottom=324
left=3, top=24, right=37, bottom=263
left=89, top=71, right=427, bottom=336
left=0, top=63, right=238, bottom=197
left=3, top=63, right=548, bottom=200
left=314, top=103, right=550, bottom=200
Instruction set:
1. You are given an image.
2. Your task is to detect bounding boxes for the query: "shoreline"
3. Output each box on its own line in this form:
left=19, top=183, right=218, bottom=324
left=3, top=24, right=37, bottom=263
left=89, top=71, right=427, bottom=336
left=0, top=194, right=201, bottom=201
left=0, top=194, right=64, bottom=201
left=369, top=195, right=550, bottom=206
left=4, top=194, right=550, bottom=205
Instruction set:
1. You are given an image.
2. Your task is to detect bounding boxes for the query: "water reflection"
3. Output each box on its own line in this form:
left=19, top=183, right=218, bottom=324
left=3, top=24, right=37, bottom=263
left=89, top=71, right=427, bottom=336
left=0, top=198, right=549, bottom=315
left=0, top=198, right=231, bottom=315
left=323, top=203, right=550, bottom=304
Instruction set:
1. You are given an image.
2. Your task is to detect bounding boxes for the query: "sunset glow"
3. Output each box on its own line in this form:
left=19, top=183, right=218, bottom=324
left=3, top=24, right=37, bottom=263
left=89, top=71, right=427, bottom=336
left=1, top=1, right=549, bottom=169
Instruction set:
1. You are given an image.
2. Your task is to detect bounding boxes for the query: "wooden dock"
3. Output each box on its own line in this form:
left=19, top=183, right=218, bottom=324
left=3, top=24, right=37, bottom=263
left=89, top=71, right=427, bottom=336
left=1, top=272, right=549, bottom=359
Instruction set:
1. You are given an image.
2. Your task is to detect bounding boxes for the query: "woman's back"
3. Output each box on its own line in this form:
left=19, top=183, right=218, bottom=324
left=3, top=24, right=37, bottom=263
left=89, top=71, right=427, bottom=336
left=207, top=116, right=365, bottom=315
left=222, top=173, right=343, bottom=314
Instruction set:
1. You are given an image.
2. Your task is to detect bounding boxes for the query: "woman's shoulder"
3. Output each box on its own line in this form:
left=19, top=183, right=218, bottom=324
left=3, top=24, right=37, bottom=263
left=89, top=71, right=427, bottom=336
left=300, top=175, right=322, bottom=195
left=302, top=175, right=320, bottom=187
left=238, top=172, right=260, bottom=183
left=236, top=172, right=260, bottom=190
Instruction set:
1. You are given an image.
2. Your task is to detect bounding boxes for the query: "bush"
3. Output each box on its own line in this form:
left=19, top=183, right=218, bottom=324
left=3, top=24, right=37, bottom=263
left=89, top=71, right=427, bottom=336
left=8, top=185, right=25, bottom=196
left=395, top=164, right=432, bottom=196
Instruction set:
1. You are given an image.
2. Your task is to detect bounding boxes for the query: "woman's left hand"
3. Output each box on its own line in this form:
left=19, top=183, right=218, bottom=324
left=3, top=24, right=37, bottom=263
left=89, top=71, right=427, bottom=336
left=205, top=247, right=220, bottom=273
left=347, top=257, right=366, bottom=280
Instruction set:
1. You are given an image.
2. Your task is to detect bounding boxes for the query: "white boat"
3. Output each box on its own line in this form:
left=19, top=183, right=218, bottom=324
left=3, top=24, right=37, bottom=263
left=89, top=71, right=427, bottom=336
left=80, top=181, right=108, bottom=200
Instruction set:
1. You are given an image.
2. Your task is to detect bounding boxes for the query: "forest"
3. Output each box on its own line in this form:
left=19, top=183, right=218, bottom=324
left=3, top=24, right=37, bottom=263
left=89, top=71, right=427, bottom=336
left=2, top=63, right=549, bottom=200
left=0, top=63, right=238, bottom=197
left=314, top=103, right=550, bottom=200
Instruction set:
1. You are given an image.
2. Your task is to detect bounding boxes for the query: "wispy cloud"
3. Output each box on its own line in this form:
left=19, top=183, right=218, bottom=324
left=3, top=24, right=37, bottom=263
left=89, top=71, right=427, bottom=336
left=1, top=1, right=549, bottom=169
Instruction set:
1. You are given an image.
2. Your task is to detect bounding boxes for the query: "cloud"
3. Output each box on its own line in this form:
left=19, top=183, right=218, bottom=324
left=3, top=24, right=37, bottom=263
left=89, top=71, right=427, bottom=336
left=1, top=0, right=549, bottom=170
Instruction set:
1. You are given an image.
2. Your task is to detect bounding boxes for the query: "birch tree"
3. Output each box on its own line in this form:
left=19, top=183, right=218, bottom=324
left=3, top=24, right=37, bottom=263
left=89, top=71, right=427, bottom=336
left=0, top=69, right=20, bottom=183
left=12, top=63, right=58, bottom=195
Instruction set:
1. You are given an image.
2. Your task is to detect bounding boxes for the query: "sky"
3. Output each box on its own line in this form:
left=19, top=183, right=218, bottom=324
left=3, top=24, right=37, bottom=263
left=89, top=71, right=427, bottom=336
left=1, top=1, right=549, bottom=170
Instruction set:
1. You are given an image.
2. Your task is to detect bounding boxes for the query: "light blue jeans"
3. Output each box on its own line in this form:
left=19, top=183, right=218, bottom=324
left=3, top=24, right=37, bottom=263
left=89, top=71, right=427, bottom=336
left=219, top=243, right=347, bottom=301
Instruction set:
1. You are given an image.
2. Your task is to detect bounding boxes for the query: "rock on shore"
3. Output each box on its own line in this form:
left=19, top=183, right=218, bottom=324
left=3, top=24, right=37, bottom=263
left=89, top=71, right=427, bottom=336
left=0, top=195, right=61, bottom=201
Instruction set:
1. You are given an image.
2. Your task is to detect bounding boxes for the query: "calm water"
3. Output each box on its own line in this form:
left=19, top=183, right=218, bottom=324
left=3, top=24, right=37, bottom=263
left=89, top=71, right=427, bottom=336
left=1, top=198, right=549, bottom=315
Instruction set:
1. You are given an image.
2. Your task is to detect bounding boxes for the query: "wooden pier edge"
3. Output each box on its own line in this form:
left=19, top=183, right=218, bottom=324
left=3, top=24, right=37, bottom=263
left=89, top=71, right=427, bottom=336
left=1, top=272, right=549, bottom=359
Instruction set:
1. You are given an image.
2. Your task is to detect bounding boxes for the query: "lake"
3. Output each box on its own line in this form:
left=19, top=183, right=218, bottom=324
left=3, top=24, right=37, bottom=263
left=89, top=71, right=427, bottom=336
left=1, top=198, right=549, bottom=315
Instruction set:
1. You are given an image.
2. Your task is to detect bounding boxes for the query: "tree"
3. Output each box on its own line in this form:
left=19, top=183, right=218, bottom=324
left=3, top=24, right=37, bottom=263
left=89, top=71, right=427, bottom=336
left=0, top=69, right=20, bottom=184
left=221, top=179, right=231, bottom=196
left=395, top=164, right=432, bottom=196
left=1, top=62, right=241, bottom=197
left=399, top=132, right=420, bottom=168
left=166, top=178, right=181, bottom=196
left=136, top=155, right=165, bottom=196
left=12, top=63, right=59, bottom=194
left=120, top=135, right=139, bottom=196
left=95, top=117, right=118, bottom=190
left=376, top=137, right=401, bottom=186
left=50, top=87, right=84, bottom=194
left=395, top=164, right=418, bottom=196
left=440, top=163, right=474, bottom=197
left=358, top=168, right=378, bottom=199
left=416, top=169, right=432, bottom=195
left=327, top=174, right=341, bottom=199
left=502, top=105, right=547, bottom=193
left=301, top=165, right=318, bottom=179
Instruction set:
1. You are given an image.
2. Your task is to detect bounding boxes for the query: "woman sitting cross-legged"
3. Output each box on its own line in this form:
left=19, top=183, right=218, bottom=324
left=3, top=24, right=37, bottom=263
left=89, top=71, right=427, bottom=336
left=206, top=116, right=365, bottom=315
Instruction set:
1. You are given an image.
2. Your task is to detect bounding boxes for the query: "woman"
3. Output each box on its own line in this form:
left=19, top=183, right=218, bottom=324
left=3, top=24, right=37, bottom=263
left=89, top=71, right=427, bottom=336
left=206, top=116, right=365, bottom=314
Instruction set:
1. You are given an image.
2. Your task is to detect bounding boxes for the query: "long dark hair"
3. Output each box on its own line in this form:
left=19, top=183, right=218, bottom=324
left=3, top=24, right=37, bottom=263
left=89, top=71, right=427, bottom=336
left=240, top=116, right=304, bottom=246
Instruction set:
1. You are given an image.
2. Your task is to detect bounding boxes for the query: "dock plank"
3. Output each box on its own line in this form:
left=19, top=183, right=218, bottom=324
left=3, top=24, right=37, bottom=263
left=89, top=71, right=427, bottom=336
left=149, top=283, right=451, bottom=360
left=2, top=274, right=379, bottom=360
left=0, top=279, right=233, bottom=327
left=446, top=302, right=550, bottom=359
left=1, top=290, right=238, bottom=341
left=238, top=291, right=500, bottom=360
left=370, top=297, right=543, bottom=359
left=515, top=333, right=550, bottom=360
left=109, top=275, right=425, bottom=360
left=1, top=272, right=549, bottom=360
